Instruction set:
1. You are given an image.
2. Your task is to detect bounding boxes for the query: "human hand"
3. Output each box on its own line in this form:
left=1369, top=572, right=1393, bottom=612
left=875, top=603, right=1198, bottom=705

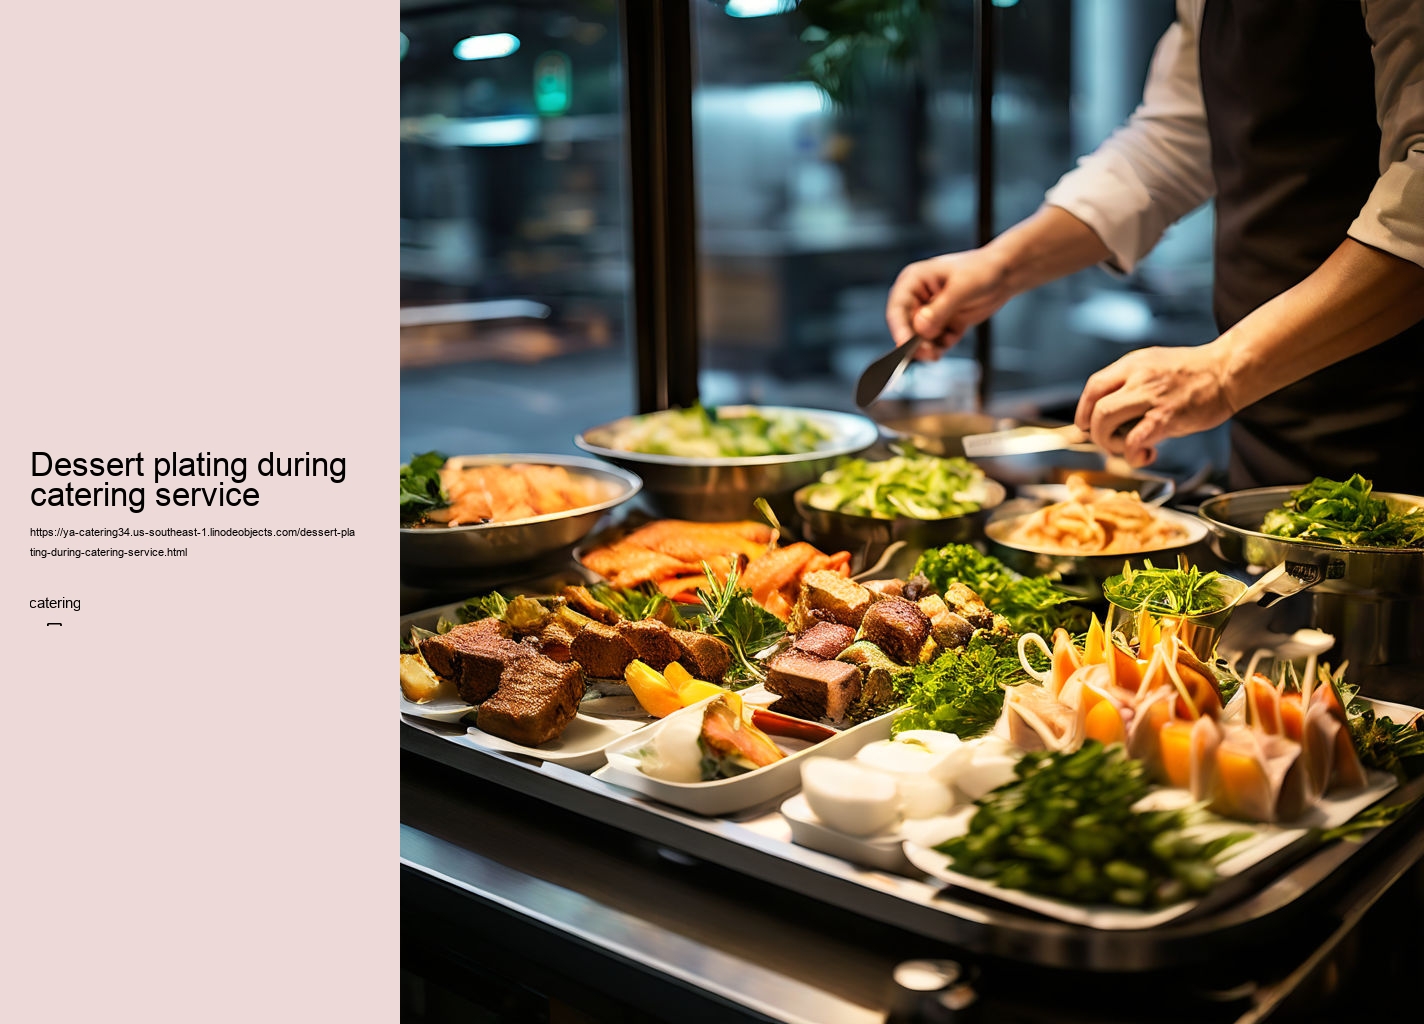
left=885, top=248, right=1012, bottom=361
left=1074, top=343, right=1234, bottom=467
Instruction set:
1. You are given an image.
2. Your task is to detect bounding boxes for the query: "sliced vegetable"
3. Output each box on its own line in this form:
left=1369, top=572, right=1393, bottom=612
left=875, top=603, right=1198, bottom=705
left=801, top=453, right=993, bottom=520
left=699, top=695, right=787, bottom=777
left=1102, top=560, right=1232, bottom=617
left=624, top=660, right=684, bottom=718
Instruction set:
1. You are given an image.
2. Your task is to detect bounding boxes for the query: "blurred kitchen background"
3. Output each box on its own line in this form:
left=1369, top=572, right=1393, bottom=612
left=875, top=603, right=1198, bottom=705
left=400, top=0, right=1225, bottom=475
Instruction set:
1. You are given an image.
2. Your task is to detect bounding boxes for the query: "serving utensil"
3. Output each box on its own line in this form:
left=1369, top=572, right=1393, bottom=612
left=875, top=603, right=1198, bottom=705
left=855, top=335, right=925, bottom=408
left=962, top=418, right=1144, bottom=458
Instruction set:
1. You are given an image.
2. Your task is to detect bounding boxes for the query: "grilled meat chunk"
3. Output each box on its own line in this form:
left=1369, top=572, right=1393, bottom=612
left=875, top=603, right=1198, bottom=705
left=901, top=574, right=933, bottom=602
left=569, top=621, right=636, bottom=679
left=669, top=628, right=732, bottom=684
left=858, top=597, right=931, bottom=665
left=837, top=641, right=912, bottom=707
left=942, top=582, right=995, bottom=631
left=792, top=621, right=857, bottom=660
left=796, top=570, right=871, bottom=628
left=616, top=619, right=681, bottom=671
left=862, top=578, right=905, bottom=603
left=766, top=649, right=863, bottom=724
left=426, top=633, right=524, bottom=705
left=417, top=618, right=510, bottom=680
left=475, top=653, right=585, bottom=746
left=916, top=594, right=976, bottom=651
left=529, top=619, right=577, bottom=663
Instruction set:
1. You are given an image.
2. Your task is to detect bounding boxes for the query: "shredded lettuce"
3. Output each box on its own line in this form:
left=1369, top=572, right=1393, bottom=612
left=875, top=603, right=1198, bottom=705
left=802, top=453, right=992, bottom=519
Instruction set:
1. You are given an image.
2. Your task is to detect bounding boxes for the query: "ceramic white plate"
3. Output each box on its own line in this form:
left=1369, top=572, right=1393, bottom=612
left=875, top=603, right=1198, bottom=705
left=400, top=695, right=475, bottom=724
left=779, top=793, right=913, bottom=874
left=465, top=712, right=649, bottom=772
left=595, top=702, right=894, bottom=816
left=904, top=770, right=1398, bottom=930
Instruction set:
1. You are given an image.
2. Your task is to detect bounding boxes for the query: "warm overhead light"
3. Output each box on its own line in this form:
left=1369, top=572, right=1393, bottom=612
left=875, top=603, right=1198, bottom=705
left=453, top=32, right=520, bottom=61
left=726, top=0, right=795, bottom=18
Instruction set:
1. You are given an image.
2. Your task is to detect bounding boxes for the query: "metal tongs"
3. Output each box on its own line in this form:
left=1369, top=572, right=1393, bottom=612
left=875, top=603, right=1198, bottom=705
left=961, top=418, right=1145, bottom=458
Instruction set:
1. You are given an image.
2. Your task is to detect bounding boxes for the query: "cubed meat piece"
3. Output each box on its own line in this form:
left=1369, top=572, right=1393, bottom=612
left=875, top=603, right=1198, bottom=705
left=475, top=653, right=585, bottom=746
left=616, top=619, right=681, bottom=671
left=766, top=649, right=863, bottom=724
left=916, top=594, right=976, bottom=651
left=531, top=618, right=577, bottom=663
left=428, top=634, right=523, bottom=705
left=669, top=628, right=732, bottom=684
left=569, top=621, right=636, bottom=679
left=858, top=597, right=931, bottom=665
left=901, top=574, right=933, bottom=602
left=792, top=621, right=857, bottom=660
left=862, top=579, right=905, bottom=603
left=942, top=582, right=995, bottom=630
left=796, top=571, right=871, bottom=628
left=417, top=617, right=510, bottom=680
left=560, top=585, right=620, bottom=625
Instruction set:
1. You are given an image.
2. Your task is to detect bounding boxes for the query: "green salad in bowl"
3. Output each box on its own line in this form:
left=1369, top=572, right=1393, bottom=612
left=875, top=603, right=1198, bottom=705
left=598, top=404, right=832, bottom=459
left=800, top=453, right=998, bottom=520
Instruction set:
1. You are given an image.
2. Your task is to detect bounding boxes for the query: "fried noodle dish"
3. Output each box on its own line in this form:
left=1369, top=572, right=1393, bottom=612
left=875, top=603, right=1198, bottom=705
left=1008, top=474, right=1188, bottom=554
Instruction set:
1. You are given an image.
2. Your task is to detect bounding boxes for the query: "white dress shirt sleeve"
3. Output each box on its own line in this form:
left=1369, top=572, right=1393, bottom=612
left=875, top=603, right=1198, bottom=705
left=1043, top=0, right=1211, bottom=274
left=1348, top=0, right=1424, bottom=269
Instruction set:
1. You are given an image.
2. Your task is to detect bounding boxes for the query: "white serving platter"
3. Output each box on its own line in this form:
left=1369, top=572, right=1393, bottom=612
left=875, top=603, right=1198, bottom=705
left=595, top=701, right=894, bottom=816
left=779, top=793, right=914, bottom=874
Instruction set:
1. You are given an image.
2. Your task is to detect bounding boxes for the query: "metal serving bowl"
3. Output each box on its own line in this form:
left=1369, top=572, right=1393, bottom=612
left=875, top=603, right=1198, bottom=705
left=984, top=498, right=1209, bottom=599
left=400, top=453, right=641, bottom=587
left=1198, top=486, right=1424, bottom=596
left=575, top=405, right=878, bottom=521
left=794, top=478, right=1007, bottom=570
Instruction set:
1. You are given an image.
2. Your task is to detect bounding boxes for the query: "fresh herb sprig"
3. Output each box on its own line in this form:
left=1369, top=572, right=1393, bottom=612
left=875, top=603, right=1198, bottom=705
left=1261, top=474, right=1424, bottom=548
left=399, top=451, right=449, bottom=525
left=1339, top=673, right=1424, bottom=781
left=1102, top=560, right=1231, bottom=617
left=913, top=544, right=1088, bottom=636
left=937, top=742, right=1252, bottom=908
left=588, top=583, right=682, bottom=626
left=892, top=632, right=1028, bottom=739
left=1320, top=798, right=1419, bottom=843
left=695, top=561, right=786, bottom=686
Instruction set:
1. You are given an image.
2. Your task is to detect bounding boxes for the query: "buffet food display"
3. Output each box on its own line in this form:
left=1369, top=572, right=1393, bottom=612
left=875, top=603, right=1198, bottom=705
left=400, top=439, right=1424, bottom=948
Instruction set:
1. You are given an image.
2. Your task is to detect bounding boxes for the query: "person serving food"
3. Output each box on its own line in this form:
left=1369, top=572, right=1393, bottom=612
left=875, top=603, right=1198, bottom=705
left=885, top=0, right=1424, bottom=491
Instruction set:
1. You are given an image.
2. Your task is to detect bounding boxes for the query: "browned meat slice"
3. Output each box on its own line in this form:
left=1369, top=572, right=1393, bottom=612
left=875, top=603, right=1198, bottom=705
left=795, top=571, right=871, bottom=628
left=530, top=619, right=577, bottom=663
left=560, top=585, right=620, bottom=625
left=417, top=632, right=523, bottom=705
left=858, top=597, right=931, bottom=665
left=616, top=618, right=680, bottom=671
left=569, top=621, right=636, bottom=679
left=862, top=579, right=905, bottom=603
left=766, top=649, right=863, bottom=724
left=418, top=618, right=510, bottom=680
left=916, top=595, right=975, bottom=650
left=942, top=582, right=995, bottom=630
left=792, top=621, right=857, bottom=660
left=669, top=628, right=732, bottom=683
left=476, top=653, right=585, bottom=746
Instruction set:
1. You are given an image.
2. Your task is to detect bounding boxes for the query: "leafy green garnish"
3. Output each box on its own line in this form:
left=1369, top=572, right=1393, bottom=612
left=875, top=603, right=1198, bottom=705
left=913, top=544, right=1088, bottom=635
left=802, top=453, right=992, bottom=520
left=1340, top=673, right=1424, bottom=781
left=1320, top=799, right=1418, bottom=842
left=937, top=742, right=1252, bottom=907
left=694, top=561, right=786, bottom=686
left=400, top=451, right=449, bottom=525
left=588, top=583, right=682, bottom=626
left=456, top=591, right=509, bottom=624
left=1261, top=474, right=1424, bottom=548
left=1102, top=560, right=1231, bottom=617
left=892, top=632, right=1028, bottom=739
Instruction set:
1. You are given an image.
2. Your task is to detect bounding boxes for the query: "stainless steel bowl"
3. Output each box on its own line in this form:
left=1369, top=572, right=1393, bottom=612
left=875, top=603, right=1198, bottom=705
left=984, top=498, right=1209, bottom=599
left=575, top=405, right=878, bottom=521
left=400, top=453, right=642, bottom=587
left=1197, top=486, right=1424, bottom=596
left=794, top=478, right=1007, bottom=570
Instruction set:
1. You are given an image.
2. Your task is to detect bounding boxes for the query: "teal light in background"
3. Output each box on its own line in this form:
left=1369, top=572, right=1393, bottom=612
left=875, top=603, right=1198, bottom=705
left=453, top=32, right=521, bottom=61
left=533, top=51, right=572, bottom=117
left=991, top=0, right=1020, bottom=7
left=726, top=0, right=796, bottom=18
left=400, top=32, right=409, bottom=61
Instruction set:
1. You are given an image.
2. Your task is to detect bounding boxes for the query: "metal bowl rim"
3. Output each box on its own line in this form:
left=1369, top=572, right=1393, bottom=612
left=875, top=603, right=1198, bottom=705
left=398, top=453, right=642, bottom=536
left=1197, top=486, right=1424, bottom=556
left=574, top=405, right=878, bottom=468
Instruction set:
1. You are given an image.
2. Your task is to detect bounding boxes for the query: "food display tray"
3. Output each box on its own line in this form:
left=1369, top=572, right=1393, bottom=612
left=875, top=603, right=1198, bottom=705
left=400, top=606, right=1424, bottom=972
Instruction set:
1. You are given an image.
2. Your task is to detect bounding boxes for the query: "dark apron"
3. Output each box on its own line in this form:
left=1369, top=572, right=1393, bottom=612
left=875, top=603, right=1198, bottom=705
left=1199, top=0, right=1424, bottom=493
